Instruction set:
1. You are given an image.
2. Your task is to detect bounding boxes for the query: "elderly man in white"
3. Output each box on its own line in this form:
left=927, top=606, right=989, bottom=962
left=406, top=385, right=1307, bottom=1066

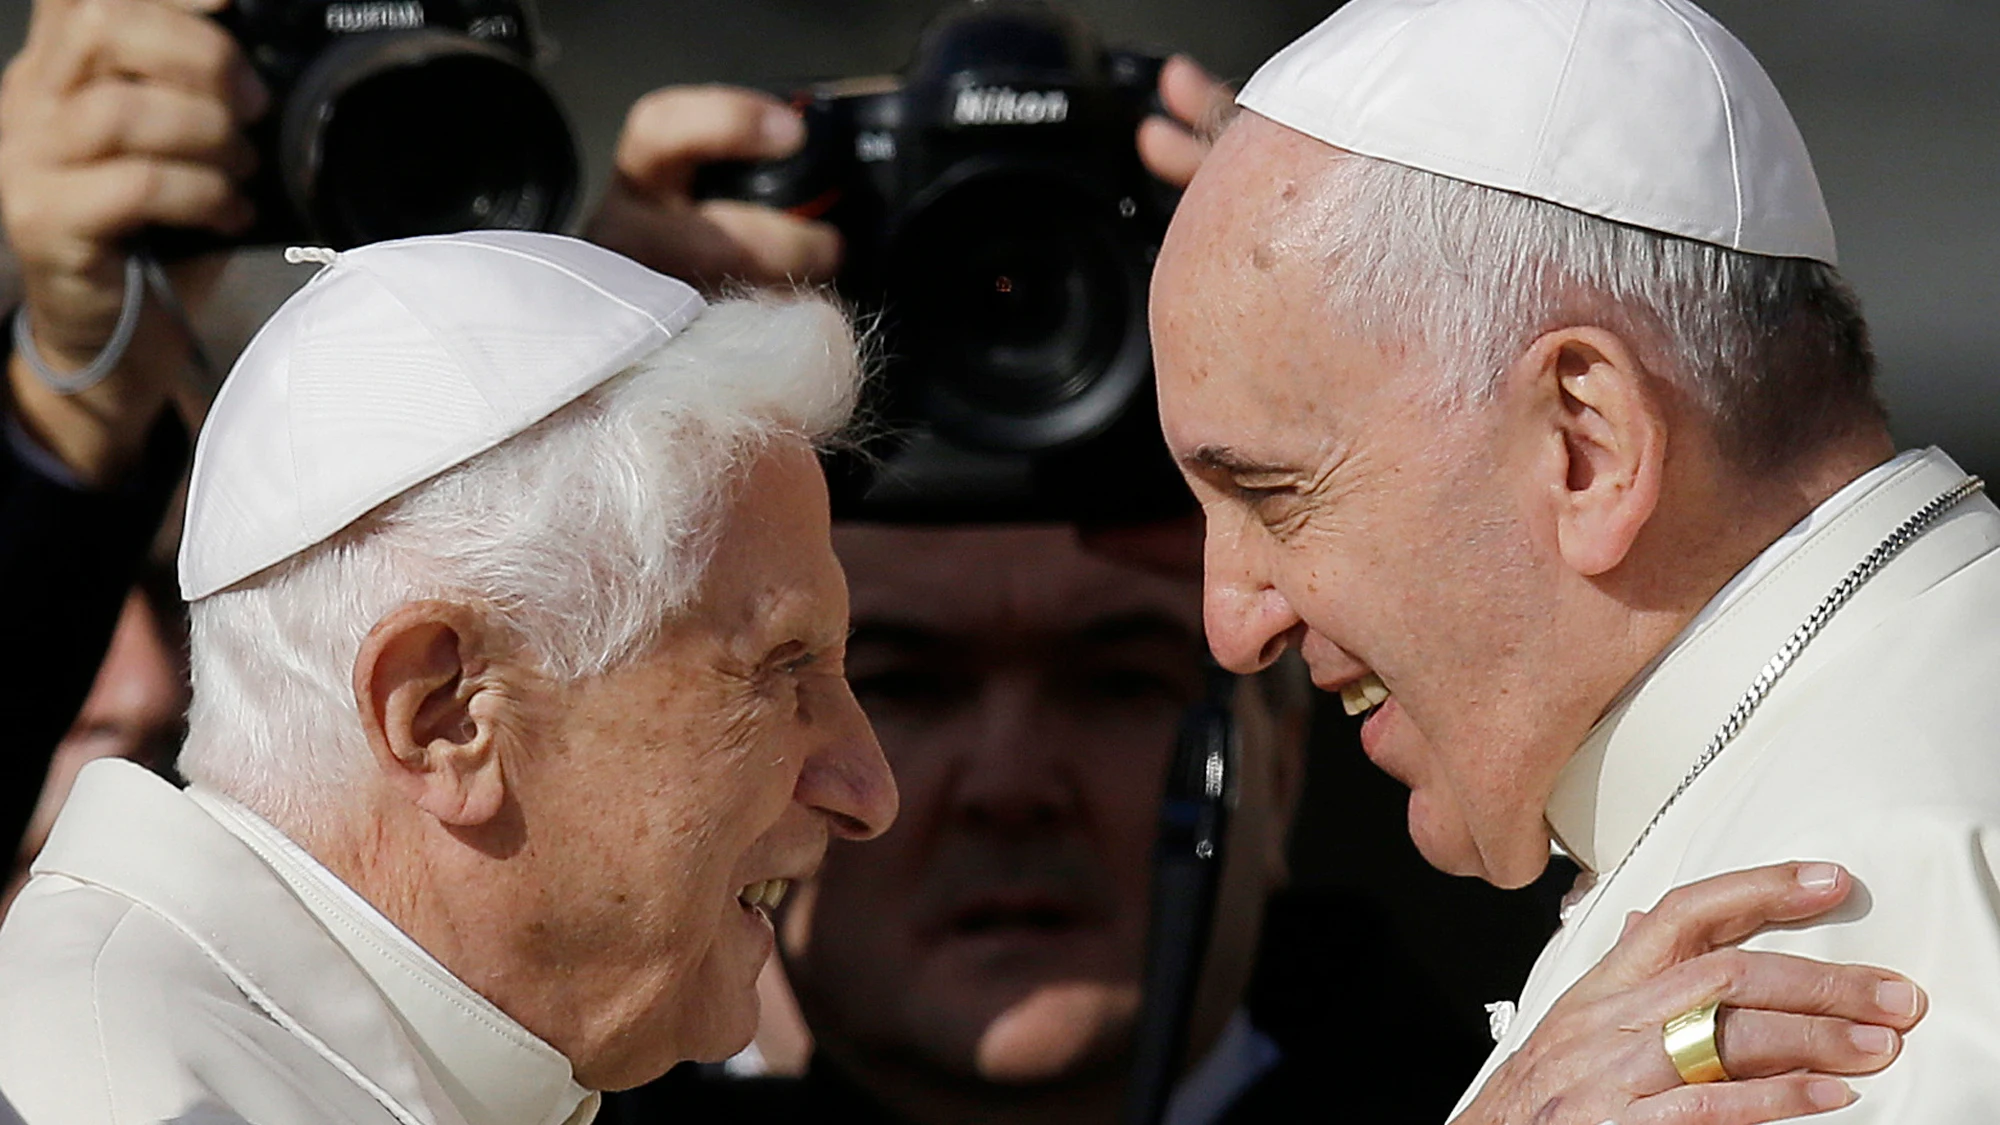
left=0, top=231, right=899, bottom=1123
left=1154, top=0, right=2000, bottom=1122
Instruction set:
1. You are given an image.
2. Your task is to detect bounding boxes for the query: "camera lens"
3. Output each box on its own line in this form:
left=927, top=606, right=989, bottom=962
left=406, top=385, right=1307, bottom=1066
left=891, top=171, right=1150, bottom=452
left=282, top=32, right=578, bottom=248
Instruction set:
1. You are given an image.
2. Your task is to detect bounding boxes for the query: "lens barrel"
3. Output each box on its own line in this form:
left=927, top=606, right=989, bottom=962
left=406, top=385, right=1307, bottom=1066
left=890, top=166, right=1153, bottom=453
left=279, top=30, right=578, bottom=248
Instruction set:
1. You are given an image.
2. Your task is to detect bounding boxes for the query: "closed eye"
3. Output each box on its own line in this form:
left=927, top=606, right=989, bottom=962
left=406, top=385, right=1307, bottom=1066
left=1230, top=480, right=1293, bottom=504
left=758, top=640, right=824, bottom=681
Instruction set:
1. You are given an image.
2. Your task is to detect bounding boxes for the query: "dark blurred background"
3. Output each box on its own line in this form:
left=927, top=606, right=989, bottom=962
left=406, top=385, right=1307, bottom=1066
left=2, top=0, right=1993, bottom=1042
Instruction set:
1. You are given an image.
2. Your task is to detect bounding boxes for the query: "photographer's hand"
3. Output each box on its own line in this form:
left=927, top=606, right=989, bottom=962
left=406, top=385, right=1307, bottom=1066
left=1137, top=55, right=1234, bottom=190
left=0, top=0, right=262, bottom=485
left=584, top=86, right=841, bottom=290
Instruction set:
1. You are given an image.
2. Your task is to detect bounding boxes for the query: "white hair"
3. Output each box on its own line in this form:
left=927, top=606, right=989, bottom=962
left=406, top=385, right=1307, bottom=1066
left=179, top=293, right=863, bottom=838
left=1300, top=150, right=1881, bottom=469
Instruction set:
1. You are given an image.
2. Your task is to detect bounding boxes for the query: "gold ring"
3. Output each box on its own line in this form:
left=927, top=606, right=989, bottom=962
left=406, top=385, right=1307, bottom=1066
left=1663, top=998, right=1731, bottom=1084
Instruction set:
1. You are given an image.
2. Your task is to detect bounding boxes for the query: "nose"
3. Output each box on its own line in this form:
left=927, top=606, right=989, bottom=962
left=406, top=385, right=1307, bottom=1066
left=949, top=675, right=1077, bottom=834
left=798, top=680, right=900, bottom=840
left=1202, top=517, right=1305, bottom=674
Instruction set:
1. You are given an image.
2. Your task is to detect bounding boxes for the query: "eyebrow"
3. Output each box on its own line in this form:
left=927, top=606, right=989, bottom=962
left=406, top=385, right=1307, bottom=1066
left=1184, top=444, right=1293, bottom=478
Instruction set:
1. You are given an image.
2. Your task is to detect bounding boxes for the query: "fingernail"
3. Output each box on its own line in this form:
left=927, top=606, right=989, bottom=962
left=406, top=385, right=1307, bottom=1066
left=1849, top=1025, right=1896, bottom=1055
left=1796, top=863, right=1840, bottom=890
left=1877, top=979, right=1920, bottom=1018
left=1808, top=1078, right=1854, bottom=1110
left=762, top=107, right=805, bottom=154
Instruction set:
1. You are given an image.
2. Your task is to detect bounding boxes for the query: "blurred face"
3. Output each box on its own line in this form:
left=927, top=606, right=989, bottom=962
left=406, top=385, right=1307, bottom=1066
left=7, top=589, right=186, bottom=908
left=1151, top=116, right=1575, bottom=889
left=782, top=524, right=1295, bottom=1088
left=502, top=442, right=899, bottom=1087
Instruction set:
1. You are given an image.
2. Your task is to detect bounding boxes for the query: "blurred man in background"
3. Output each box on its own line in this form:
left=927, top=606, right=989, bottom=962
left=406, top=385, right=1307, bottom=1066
left=2, top=577, right=186, bottom=914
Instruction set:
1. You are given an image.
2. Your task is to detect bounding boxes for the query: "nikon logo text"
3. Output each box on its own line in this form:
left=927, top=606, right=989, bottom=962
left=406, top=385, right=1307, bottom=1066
left=953, top=87, right=1070, bottom=126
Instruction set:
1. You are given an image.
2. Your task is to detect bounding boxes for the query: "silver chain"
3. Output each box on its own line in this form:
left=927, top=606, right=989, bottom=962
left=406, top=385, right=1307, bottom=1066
left=1599, top=475, right=1987, bottom=890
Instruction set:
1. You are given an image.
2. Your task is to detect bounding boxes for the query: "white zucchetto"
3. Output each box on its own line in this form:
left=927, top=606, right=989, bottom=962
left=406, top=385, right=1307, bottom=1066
left=179, top=231, right=706, bottom=600
left=1236, top=0, right=1837, bottom=264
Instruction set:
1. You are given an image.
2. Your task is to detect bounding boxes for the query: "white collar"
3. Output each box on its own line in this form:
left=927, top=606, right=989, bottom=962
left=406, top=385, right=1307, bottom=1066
left=188, top=787, right=597, bottom=1125
left=1546, top=447, right=1994, bottom=872
left=34, top=761, right=447, bottom=1123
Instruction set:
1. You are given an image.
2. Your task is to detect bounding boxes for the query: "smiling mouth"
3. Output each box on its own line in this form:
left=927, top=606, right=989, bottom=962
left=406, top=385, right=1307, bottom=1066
left=1340, top=672, right=1391, bottom=718
left=737, top=879, right=791, bottom=919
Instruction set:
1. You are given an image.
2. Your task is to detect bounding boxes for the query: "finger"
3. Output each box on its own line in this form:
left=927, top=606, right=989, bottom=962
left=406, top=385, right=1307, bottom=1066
left=1160, top=55, right=1232, bottom=132
left=1137, top=116, right=1206, bottom=188
left=44, top=0, right=265, bottom=119
left=1157, top=55, right=1213, bottom=126
left=616, top=85, right=806, bottom=195
left=1588, top=863, right=1852, bottom=987
left=55, top=81, right=255, bottom=175
left=1715, top=1008, right=1900, bottom=1078
left=1667, top=948, right=1926, bottom=1030
left=35, top=158, right=250, bottom=244
left=1157, top=54, right=1230, bottom=135
left=33, top=0, right=230, bottom=14
left=695, top=200, right=842, bottom=285
left=1622, top=1075, right=1854, bottom=1125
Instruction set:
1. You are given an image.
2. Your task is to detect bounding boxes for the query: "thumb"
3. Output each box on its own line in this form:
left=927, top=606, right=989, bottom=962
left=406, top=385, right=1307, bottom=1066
left=615, top=85, right=806, bottom=197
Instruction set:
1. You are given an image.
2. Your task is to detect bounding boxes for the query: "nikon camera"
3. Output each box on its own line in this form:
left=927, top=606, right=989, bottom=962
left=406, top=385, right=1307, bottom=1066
left=193, top=0, right=578, bottom=250
left=698, top=1, right=1192, bottom=525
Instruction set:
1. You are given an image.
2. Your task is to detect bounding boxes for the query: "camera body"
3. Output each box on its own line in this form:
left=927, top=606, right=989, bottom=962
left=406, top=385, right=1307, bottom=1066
left=701, top=1, right=1192, bottom=524
left=204, top=0, right=578, bottom=250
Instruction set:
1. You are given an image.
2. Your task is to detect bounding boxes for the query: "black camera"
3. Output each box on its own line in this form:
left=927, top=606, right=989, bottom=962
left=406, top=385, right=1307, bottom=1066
left=700, top=1, right=1193, bottom=525
left=202, top=0, right=579, bottom=250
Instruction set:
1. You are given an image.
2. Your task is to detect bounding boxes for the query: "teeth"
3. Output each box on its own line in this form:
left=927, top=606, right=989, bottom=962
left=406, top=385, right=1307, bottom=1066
left=1340, top=673, right=1391, bottom=717
left=737, top=879, right=792, bottom=911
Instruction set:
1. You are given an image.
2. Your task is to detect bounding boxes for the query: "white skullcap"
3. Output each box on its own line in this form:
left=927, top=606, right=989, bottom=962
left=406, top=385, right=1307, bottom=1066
left=1237, top=0, right=1836, bottom=264
left=179, top=230, right=706, bottom=601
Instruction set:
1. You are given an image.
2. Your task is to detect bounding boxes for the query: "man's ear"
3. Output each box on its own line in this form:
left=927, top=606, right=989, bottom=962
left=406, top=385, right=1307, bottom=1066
left=1513, top=326, right=1668, bottom=578
left=352, top=601, right=515, bottom=827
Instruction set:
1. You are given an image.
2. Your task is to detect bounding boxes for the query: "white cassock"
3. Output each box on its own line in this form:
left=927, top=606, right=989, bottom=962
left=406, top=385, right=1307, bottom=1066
left=0, top=759, right=599, bottom=1125
left=1454, top=447, right=2000, bottom=1122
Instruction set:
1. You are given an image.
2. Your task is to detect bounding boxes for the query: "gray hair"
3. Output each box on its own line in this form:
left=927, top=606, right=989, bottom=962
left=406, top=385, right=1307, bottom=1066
left=179, top=293, right=863, bottom=837
left=1302, top=150, right=1883, bottom=470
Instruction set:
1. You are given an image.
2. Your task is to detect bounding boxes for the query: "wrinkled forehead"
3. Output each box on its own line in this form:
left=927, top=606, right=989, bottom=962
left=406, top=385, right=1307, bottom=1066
left=833, top=523, right=1202, bottom=639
